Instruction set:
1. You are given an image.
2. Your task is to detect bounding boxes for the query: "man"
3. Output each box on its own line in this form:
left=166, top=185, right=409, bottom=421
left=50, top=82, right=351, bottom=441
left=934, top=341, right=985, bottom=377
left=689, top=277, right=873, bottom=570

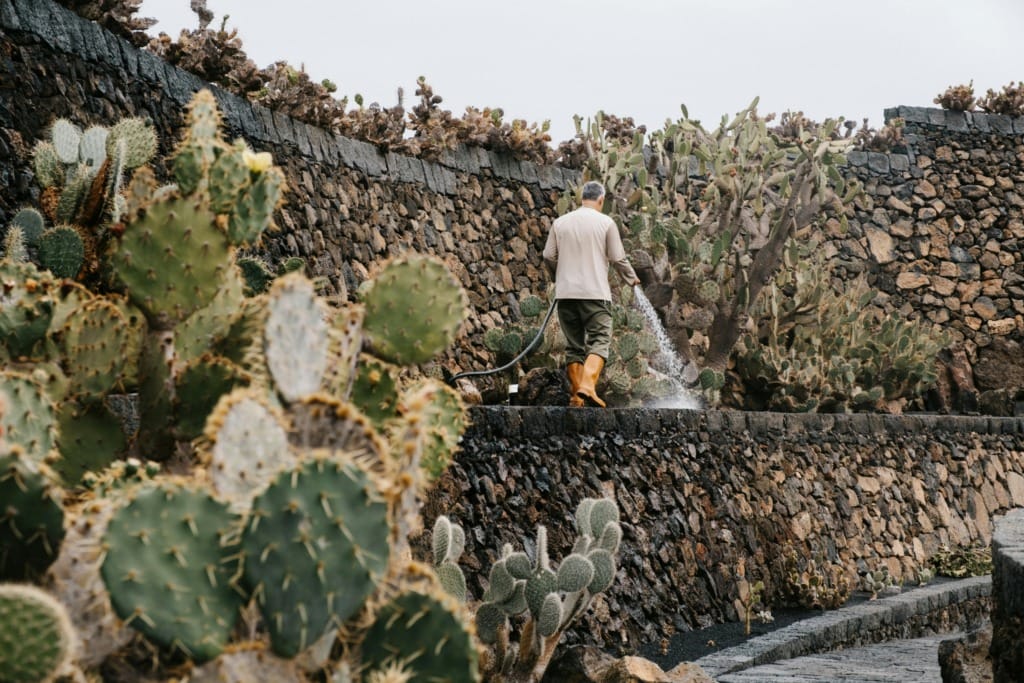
left=543, top=180, right=640, bottom=407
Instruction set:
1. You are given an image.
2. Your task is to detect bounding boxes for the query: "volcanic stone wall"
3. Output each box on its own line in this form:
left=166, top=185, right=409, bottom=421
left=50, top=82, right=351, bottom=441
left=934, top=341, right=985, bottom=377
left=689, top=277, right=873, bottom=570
left=3, top=0, right=1024, bottom=385
left=423, top=408, right=1024, bottom=652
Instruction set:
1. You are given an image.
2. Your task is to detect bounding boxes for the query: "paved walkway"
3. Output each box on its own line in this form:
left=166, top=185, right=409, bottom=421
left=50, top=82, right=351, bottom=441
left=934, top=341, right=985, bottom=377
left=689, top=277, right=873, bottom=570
left=692, top=575, right=990, bottom=683
left=715, top=633, right=953, bottom=682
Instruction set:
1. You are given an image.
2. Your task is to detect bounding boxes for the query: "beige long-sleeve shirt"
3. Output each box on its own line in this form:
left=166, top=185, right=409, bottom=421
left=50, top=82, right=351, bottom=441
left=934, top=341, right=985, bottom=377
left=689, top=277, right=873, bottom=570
left=543, top=206, right=638, bottom=300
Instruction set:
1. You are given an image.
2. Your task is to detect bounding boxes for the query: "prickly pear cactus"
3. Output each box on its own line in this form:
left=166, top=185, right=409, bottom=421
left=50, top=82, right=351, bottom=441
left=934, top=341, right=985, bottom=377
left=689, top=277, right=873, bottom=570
left=0, top=583, right=76, bottom=683
left=351, top=354, right=401, bottom=426
left=112, top=194, right=231, bottom=328
left=0, top=446, right=65, bottom=582
left=54, top=400, right=127, bottom=487
left=0, top=370, right=58, bottom=465
left=37, top=225, right=84, bottom=279
left=100, top=480, right=244, bottom=662
left=360, top=254, right=467, bottom=365
left=285, top=393, right=386, bottom=466
left=240, top=453, right=390, bottom=657
left=9, top=207, right=45, bottom=246
left=200, top=388, right=293, bottom=510
left=263, top=273, right=330, bottom=403
left=0, top=260, right=58, bottom=360
left=395, top=379, right=467, bottom=481
left=59, top=297, right=129, bottom=400
left=361, top=588, right=480, bottom=683
left=173, top=354, right=250, bottom=439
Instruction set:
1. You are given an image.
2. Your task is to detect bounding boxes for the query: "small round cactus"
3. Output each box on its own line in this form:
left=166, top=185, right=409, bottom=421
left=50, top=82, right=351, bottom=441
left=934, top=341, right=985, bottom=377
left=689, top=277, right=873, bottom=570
left=0, top=583, right=76, bottom=683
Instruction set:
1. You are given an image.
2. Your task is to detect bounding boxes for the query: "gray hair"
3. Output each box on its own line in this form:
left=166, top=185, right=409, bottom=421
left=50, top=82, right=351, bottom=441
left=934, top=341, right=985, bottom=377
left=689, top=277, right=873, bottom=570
left=581, top=181, right=605, bottom=201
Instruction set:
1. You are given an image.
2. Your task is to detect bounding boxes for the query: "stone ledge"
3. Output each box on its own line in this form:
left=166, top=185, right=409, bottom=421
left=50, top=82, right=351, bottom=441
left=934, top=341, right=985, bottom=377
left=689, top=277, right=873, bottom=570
left=693, top=575, right=991, bottom=678
left=885, top=105, right=1024, bottom=138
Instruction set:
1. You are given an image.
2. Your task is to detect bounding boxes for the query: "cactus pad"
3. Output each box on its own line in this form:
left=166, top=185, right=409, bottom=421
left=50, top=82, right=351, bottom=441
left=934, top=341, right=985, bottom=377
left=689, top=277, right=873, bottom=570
left=0, top=583, right=76, bottom=683
left=59, top=297, right=129, bottom=400
left=397, top=379, right=467, bottom=481
left=0, top=446, right=64, bottom=582
left=361, top=254, right=468, bottom=365
left=201, top=389, right=294, bottom=510
left=0, top=370, right=58, bottom=466
left=106, top=117, right=158, bottom=169
left=350, top=354, right=400, bottom=426
left=240, top=454, right=390, bottom=657
left=0, top=260, right=57, bottom=359
left=37, top=225, right=85, bottom=279
left=113, top=194, right=231, bottom=327
left=174, top=354, right=250, bottom=439
left=55, top=400, right=127, bottom=487
left=323, top=304, right=363, bottom=400
left=263, top=273, right=330, bottom=402
left=361, top=590, right=480, bottom=683
left=9, top=208, right=46, bottom=247
left=100, top=481, right=244, bottom=662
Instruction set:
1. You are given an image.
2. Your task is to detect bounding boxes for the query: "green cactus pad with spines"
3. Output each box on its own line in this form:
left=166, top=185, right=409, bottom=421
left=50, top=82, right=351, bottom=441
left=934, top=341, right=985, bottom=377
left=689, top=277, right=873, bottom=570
left=278, top=256, right=306, bottom=275
left=525, top=568, right=558, bottom=618
left=263, top=273, right=330, bottom=403
left=505, top=551, right=532, bottom=580
left=100, top=481, right=244, bottom=662
left=173, top=90, right=224, bottom=195
left=350, top=354, right=401, bottom=426
left=240, top=454, right=390, bottom=658
left=0, top=260, right=57, bottom=359
left=432, top=516, right=465, bottom=566
left=32, top=141, right=64, bottom=188
left=37, top=225, right=85, bottom=279
left=557, top=553, right=595, bottom=593
left=55, top=400, right=127, bottom=487
left=285, top=394, right=386, bottom=467
left=399, top=379, right=467, bottom=481
left=106, top=117, right=158, bottom=169
left=0, top=583, right=76, bottom=683
left=50, top=119, right=82, bottom=164
left=237, top=256, right=275, bottom=295
left=537, top=593, right=563, bottom=637
left=79, top=125, right=109, bottom=168
left=486, top=561, right=516, bottom=603
left=176, top=268, right=246, bottom=363
left=113, top=194, right=231, bottom=327
left=585, top=498, right=620, bottom=538
left=208, top=142, right=250, bottom=215
left=0, top=447, right=65, bottom=581
left=597, top=521, right=623, bottom=554
left=519, top=294, right=546, bottom=318
left=474, top=602, right=505, bottom=645
left=174, top=355, right=251, bottom=439
left=323, top=304, right=363, bottom=400
left=361, top=254, right=468, bottom=365
left=201, top=389, right=293, bottom=510
left=361, top=590, right=480, bottom=683
left=436, top=561, right=467, bottom=601
left=228, top=164, right=285, bottom=246
left=10, top=208, right=45, bottom=247
left=1, top=370, right=58, bottom=466
left=586, top=549, right=616, bottom=593
left=59, top=297, right=128, bottom=399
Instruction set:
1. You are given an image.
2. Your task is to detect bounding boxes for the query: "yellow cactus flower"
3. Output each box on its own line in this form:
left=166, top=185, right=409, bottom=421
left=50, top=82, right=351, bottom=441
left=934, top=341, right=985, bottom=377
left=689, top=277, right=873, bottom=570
left=242, top=149, right=273, bottom=173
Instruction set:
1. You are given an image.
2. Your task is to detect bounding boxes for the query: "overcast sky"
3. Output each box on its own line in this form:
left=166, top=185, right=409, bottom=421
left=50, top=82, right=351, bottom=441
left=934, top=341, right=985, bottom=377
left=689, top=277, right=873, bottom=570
left=138, top=0, right=1023, bottom=145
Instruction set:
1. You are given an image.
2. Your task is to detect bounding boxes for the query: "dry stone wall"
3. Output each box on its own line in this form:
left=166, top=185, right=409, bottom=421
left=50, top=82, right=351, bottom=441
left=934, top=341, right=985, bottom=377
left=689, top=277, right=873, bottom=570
left=3, top=0, right=1024, bottom=387
left=422, top=408, right=1024, bottom=653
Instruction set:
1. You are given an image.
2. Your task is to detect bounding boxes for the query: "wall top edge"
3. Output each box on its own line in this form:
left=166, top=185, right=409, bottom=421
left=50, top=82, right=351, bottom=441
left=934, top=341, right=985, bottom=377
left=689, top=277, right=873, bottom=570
left=0, top=0, right=580, bottom=194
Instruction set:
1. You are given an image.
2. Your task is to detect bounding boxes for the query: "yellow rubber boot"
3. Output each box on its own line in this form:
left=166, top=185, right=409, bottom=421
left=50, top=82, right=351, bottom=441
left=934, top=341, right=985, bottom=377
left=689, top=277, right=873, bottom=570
left=576, top=354, right=606, bottom=408
left=567, top=363, right=585, bottom=407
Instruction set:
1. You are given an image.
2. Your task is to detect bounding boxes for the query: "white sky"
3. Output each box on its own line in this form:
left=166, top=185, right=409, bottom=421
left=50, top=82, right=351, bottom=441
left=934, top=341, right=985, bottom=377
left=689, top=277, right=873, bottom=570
left=138, top=0, right=1024, bottom=145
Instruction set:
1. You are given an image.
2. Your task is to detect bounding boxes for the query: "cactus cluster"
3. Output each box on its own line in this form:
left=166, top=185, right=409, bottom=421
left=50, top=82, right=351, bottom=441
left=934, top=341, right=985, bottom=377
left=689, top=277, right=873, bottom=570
left=431, top=497, right=622, bottom=682
left=1, top=89, right=478, bottom=680
left=734, top=252, right=947, bottom=413
left=777, top=548, right=851, bottom=611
